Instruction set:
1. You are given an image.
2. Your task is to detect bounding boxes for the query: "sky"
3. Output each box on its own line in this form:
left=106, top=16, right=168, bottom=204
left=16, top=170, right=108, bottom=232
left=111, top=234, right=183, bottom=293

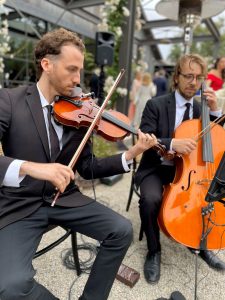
left=140, top=0, right=225, bottom=61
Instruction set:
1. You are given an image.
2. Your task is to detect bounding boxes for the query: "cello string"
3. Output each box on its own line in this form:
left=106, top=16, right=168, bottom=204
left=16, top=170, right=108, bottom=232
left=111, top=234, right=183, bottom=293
left=194, top=115, right=225, bottom=142
left=193, top=115, right=225, bottom=193
left=195, top=115, right=225, bottom=181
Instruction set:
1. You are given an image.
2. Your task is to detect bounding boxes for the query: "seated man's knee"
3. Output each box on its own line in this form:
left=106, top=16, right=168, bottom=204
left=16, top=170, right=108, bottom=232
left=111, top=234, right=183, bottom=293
left=0, top=272, right=34, bottom=300
left=140, top=192, right=161, bottom=210
left=114, top=217, right=133, bottom=245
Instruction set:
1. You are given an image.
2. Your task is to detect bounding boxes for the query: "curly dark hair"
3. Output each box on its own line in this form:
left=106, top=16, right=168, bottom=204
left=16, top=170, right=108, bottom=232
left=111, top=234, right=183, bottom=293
left=34, top=28, right=85, bottom=79
left=172, top=54, right=207, bottom=90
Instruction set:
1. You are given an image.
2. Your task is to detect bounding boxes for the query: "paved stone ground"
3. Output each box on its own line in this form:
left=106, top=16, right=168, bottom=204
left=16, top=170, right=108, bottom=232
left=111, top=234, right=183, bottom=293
left=34, top=172, right=225, bottom=300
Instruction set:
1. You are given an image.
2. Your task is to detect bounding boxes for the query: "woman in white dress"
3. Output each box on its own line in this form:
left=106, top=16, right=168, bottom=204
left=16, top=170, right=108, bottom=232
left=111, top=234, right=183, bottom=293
left=133, top=72, right=157, bottom=128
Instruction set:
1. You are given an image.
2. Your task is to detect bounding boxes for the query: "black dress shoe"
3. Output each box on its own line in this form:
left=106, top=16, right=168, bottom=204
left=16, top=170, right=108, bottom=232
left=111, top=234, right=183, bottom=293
left=199, top=250, right=225, bottom=271
left=170, top=291, right=186, bottom=300
left=144, top=251, right=161, bottom=284
left=155, top=291, right=186, bottom=300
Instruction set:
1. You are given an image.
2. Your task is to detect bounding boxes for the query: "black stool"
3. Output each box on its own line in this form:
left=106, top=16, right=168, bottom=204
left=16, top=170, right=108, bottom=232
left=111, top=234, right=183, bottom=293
left=34, top=226, right=81, bottom=276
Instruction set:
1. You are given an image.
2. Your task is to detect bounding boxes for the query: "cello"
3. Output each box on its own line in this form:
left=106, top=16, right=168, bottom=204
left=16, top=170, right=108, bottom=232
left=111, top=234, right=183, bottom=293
left=158, top=83, right=225, bottom=250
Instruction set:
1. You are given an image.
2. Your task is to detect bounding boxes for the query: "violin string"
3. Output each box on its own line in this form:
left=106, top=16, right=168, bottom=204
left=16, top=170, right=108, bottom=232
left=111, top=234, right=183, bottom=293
left=93, top=104, right=137, bottom=136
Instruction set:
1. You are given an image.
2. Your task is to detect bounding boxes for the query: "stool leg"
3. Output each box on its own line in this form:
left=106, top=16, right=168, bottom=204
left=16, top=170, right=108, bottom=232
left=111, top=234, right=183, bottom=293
left=71, top=232, right=82, bottom=276
left=139, top=223, right=144, bottom=241
left=126, top=175, right=135, bottom=211
left=126, top=153, right=137, bottom=211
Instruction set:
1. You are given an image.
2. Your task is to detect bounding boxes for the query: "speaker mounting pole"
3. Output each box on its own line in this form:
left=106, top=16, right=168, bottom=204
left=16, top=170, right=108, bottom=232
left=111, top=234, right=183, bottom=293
left=98, top=65, right=105, bottom=106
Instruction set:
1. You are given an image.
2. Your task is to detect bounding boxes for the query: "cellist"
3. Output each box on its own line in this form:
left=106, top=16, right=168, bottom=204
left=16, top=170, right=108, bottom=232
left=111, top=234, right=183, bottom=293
left=0, top=27, right=158, bottom=300
left=135, top=54, right=225, bottom=285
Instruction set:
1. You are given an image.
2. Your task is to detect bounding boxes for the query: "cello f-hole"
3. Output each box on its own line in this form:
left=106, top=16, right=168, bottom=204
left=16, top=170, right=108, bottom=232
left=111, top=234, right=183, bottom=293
left=182, top=170, right=196, bottom=191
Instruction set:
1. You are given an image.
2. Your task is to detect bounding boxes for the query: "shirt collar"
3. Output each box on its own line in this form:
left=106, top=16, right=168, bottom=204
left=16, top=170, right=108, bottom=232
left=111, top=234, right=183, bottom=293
left=36, top=83, right=51, bottom=108
left=175, top=90, right=194, bottom=108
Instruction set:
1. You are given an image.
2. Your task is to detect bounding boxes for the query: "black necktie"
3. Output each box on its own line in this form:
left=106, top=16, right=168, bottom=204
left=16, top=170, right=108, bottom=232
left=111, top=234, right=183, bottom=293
left=46, top=105, right=60, bottom=161
left=182, top=103, right=191, bottom=122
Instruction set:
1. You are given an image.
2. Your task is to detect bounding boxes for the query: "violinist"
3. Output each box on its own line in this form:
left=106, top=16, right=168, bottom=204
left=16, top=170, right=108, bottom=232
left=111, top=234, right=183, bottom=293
left=0, top=28, right=158, bottom=300
left=135, top=53, right=225, bottom=285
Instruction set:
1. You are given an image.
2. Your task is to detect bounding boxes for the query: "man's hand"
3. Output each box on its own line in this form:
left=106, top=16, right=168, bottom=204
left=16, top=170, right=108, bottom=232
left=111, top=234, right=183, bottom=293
left=125, top=129, right=158, bottom=161
left=20, top=162, right=75, bottom=193
left=172, top=138, right=197, bottom=155
left=203, top=87, right=218, bottom=111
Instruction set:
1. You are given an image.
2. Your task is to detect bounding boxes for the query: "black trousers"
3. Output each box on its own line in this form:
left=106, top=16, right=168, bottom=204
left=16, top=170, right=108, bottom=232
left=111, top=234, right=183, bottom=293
left=139, top=165, right=175, bottom=255
left=0, top=201, right=133, bottom=300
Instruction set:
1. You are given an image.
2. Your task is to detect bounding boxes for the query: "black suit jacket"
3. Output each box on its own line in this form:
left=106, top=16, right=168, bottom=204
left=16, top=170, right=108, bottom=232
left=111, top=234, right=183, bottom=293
left=135, top=92, right=202, bottom=187
left=0, top=85, right=125, bottom=229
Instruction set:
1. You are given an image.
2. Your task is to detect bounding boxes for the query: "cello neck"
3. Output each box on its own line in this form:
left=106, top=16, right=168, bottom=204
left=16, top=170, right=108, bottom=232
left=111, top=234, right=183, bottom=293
left=201, top=82, right=214, bottom=163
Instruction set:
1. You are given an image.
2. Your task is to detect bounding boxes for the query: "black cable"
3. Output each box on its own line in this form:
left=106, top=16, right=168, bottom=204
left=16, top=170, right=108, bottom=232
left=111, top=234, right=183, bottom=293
left=61, top=241, right=98, bottom=273
left=61, top=234, right=99, bottom=300
left=90, top=134, right=97, bottom=201
left=63, top=135, right=100, bottom=299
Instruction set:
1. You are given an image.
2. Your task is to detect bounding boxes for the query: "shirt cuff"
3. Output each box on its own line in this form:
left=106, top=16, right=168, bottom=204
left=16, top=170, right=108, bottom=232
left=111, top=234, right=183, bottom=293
left=170, top=139, right=173, bottom=151
left=210, top=109, right=222, bottom=117
left=122, top=153, right=133, bottom=172
left=2, top=159, right=26, bottom=187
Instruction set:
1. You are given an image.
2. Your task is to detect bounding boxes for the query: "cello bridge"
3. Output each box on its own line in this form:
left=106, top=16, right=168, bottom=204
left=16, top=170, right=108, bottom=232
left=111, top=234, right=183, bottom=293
left=196, top=179, right=212, bottom=186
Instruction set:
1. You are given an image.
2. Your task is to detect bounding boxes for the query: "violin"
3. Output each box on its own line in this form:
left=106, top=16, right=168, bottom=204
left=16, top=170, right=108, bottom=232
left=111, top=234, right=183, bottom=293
left=53, top=92, right=167, bottom=157
left=51, top=69, right=126, bottom=206
left=51, top=69, right=165, bottom=207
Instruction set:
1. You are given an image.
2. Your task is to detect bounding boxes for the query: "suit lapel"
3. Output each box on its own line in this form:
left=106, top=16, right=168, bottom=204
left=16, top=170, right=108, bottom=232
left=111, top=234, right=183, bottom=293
left=26, top=85, right=50, bottom=160
left=167, top=92, right=176, bottom=136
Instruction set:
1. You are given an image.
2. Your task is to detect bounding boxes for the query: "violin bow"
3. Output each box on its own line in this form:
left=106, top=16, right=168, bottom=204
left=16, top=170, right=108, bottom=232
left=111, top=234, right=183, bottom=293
left=51, top=69, right=126, bottom=206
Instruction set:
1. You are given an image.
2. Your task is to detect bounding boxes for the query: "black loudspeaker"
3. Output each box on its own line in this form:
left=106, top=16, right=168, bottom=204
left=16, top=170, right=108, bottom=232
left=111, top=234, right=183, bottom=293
left=95, top=31, right=115, bottom=66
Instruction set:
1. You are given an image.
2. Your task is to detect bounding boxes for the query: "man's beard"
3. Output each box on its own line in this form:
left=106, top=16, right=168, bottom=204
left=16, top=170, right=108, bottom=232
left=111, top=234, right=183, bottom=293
left=179, top=87, right=197, bottom=100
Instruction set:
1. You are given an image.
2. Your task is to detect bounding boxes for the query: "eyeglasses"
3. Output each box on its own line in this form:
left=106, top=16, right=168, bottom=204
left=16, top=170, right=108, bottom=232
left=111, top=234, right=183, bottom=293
left=179, top=73, right=205, bottom=83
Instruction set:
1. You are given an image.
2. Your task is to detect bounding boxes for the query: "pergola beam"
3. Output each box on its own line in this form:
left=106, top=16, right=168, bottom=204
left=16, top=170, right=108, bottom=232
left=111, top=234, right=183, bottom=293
left=203, top=19, right=221, bottom=42
left=138, top=34, right=214, bottom=46
left=143, top=19, right=178, bottom=30
left=68, top=8, right=100, bottom=24
left=142, top=17, right=221, bottom=44
left=5, top=0, right=97, bottom=38
left=69, top=0, right=104, bottom=9
left=46, top=0, right=104, bottom=10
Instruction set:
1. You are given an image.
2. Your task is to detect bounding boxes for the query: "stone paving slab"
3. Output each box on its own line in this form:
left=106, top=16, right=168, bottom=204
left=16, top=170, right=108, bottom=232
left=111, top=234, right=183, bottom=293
left=34, top=172, right=225, bottom=300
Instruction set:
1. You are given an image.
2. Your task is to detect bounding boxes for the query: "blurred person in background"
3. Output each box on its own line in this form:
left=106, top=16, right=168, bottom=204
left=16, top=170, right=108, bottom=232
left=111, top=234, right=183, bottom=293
left=215, top=85, right=225, bottom=124
left=153, top=68, right=168, bottom=97
left=128, top=70, right=142, bottom=122
left=133, top=72, right=156, bottom=128
left=206, top=56, right=225, bottom=91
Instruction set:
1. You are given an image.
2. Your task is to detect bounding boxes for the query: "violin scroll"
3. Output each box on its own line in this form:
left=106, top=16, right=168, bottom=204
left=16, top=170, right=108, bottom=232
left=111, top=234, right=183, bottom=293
left=152, top=143, right=166, bottom=157
left=152, top=140, right=175, bottom=160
